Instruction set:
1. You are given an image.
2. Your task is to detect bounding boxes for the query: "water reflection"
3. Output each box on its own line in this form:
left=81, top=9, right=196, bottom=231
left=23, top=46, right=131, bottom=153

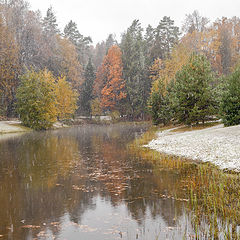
left=0, top=124, right=193, bottom=240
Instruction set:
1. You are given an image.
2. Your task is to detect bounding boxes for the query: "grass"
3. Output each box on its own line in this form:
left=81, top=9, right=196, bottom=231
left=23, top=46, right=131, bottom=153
left=171, top=121, right=221, bottom=133
left=129, top=124, right=240, bottom=239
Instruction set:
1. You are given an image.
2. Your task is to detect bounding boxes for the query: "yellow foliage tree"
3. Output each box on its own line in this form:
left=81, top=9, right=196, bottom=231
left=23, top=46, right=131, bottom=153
left=90, top=98, right=102, bottom=117
left=0, top=16, right=20, bottom=116
left=57, top=36, right=84, bottom=93
left=150, top=44, right=190, bottom=93
left=16, top=69, right=58, bottom=130
left=55, top=76, right=78, bottom=120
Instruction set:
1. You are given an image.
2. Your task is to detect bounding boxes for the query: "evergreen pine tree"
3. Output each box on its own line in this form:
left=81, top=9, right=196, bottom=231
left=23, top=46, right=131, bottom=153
left=80, top=58, right=95, bottom=115
left=220, top=67, right=240, bottom=126
left=150, top=16, right=180, bottom=61
left=148, top=78, right=173, bottom=125
left=64, top=20, right=92, bottom=66
left=174, top=54, right=215, bottom=125
left=120, top=20, right=150, bottom=119
left=64, top=20, right=83, bottom=46
left=43, top=6, right=60, bottom=36
left=105, top=34, right=116, bottom=52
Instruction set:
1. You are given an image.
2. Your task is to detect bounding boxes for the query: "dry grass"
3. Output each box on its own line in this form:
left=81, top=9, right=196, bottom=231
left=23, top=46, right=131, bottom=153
left=171, top=121, right=221, bottom=133
left=129, top=124, right=240, bottom=239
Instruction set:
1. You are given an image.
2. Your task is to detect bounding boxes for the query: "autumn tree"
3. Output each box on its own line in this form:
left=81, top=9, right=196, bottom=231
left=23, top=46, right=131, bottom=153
left=90, top=98, right=102, bottom=117
left=0, top=0, right=55, bottom=73
left=16, top=69, right=78, bottom=129
left=92, top=34, right=116, bottom=69
left=55, top=76, right=78, bottom=120
left=100, top=45, right=126, bottom=112
left=0, top=15, right=20, bottom=116
left=213, top=17, right=238, bottom=75
left=91, top=56, right=108, bottom=116
left=16, top=69, right=58, bottom=130
left=93, top=55, right=108, bottom=99
left=148, top=44, right=190, bottom=124
left=182, top=10, right=209, bottom=33
left=150, top=44, right=190, bottom=89
left=57, top=36, right=84, bottom=94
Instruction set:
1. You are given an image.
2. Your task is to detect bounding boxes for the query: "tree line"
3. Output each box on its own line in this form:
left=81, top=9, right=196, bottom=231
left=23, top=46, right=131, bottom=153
left=0, top=1, right=239, bottom=128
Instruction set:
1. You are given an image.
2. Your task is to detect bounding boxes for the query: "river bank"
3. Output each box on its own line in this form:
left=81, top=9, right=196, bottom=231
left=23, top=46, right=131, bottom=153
left=0, top=120, right=71, bottom=135
left=145, top=123, right=240, bottom=171
left=0, top=120, right=30, bottom=134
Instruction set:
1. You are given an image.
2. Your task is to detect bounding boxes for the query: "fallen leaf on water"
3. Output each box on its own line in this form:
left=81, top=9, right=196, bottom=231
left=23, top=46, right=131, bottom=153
left=21, top=225, right=41, bottom=229
left=50, top=222, right=60, bottom=225
left=37, top=231, right=46, bottom=237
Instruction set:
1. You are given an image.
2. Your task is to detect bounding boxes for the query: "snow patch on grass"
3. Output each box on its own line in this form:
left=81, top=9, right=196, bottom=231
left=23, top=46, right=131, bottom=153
left=144, top=124, right=240, bottom=171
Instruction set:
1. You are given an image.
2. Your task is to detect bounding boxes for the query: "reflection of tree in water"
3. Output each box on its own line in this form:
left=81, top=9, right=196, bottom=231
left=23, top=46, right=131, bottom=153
left=82, top=124, right=186, bottom=227
left=0, top=132, right=96, bottom=239
left=122, top=172, right=185, bottom=227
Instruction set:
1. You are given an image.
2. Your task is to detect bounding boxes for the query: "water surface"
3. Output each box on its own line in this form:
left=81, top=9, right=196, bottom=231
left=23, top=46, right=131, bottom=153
left=0, top=124, right=195, bottom=240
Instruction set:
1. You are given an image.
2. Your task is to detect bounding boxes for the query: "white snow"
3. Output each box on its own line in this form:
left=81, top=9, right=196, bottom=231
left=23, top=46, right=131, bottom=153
left=144, top=124, right=240, bottom=171
left=0, top=121, right=27, bottom=134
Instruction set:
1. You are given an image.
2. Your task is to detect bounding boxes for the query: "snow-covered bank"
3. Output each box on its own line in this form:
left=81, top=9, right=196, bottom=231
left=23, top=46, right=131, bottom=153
left=0, top=121, right=30, bottom=134
left=0, top=120, right=70, bottom=135
left=145, top=124, right=240, bottom=171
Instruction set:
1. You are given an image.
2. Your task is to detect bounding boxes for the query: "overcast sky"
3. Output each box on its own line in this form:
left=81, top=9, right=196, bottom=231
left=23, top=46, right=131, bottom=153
left=29, top=0, right=240, bottom=44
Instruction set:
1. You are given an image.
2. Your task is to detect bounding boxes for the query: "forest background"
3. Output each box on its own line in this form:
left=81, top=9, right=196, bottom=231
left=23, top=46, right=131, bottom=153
left=1, top=0, right=240, bottom=128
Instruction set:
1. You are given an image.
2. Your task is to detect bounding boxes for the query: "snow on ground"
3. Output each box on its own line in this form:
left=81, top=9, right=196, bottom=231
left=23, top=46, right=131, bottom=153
left=145, top=124, right=240, bottom=171
left=0, top=121, right=27, bottom=134
left=0, top=120, right=69, bottom=135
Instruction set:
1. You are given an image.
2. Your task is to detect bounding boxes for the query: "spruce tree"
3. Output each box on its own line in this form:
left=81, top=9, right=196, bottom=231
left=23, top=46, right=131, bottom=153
left=150, top=16, right=180, bottom=61
left=43, top=6, right=60, bottom=36
left=220, top=67, right=240, bottom=126
left=64, top=20, right=83, bottom=46
left=80, top=58, right=95, bottom=116
left=120, top=20, right=149, bottom=119
left=64, top=20, right=92, bottom=66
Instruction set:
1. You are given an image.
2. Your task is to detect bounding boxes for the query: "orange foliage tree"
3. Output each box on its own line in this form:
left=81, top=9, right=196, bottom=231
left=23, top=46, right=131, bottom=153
left=100, top=45, right=126, bottom=111
left=93, top=61, right=108, bottom=99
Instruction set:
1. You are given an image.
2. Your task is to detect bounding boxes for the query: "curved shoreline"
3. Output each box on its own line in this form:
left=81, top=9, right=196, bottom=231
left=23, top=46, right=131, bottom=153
left=0, top=121, right=30, bottom=134
left=144, top=124, right=240, bottom=171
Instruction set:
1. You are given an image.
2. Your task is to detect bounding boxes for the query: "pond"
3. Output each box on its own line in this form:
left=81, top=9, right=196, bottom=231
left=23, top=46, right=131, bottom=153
left=0, top=123, right=238, bottom=239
